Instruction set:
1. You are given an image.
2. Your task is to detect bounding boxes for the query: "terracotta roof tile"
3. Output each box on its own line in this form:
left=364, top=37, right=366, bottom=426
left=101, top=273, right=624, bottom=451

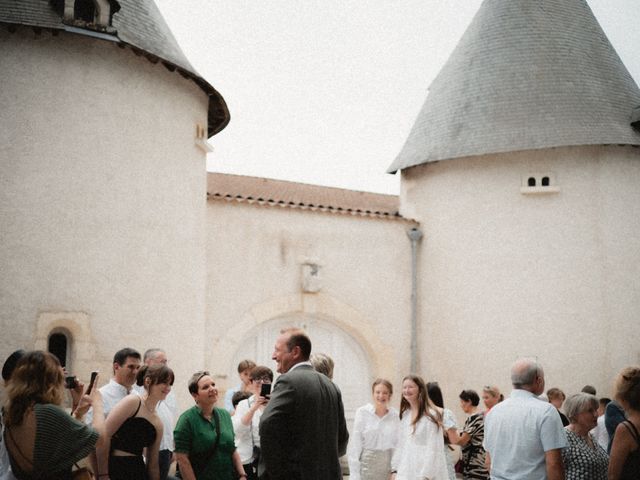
left=207, top=173, right=412, bottom=222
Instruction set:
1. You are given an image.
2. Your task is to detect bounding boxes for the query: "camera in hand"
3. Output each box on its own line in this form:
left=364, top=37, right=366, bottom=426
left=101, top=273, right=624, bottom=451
left=64, top=375, right=78, bottom=389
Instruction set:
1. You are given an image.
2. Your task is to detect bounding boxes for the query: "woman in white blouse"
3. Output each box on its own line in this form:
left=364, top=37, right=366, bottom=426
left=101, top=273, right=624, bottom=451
left=348, top=378, right=400, bottom=480
left=391, top=375, right=449, bottom=480
left=427, top=382, right=459, bottom=480
left=231, top=366, right=273, bottom=480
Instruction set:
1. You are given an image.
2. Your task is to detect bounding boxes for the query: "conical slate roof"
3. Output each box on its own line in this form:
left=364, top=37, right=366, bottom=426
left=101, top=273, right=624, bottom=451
left=0, top=0, right=229, bottom=136
left=388, top=0, right=640, bottom=173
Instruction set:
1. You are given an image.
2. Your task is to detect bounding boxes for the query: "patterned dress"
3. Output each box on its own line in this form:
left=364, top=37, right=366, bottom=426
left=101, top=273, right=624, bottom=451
left=561, top=429, right=608, bottom=480
left=461, top=412, right=489, bottom=480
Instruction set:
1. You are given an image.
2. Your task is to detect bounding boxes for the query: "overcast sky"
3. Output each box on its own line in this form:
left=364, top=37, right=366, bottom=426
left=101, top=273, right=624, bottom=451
left=157, top=1, right=640, bottom=195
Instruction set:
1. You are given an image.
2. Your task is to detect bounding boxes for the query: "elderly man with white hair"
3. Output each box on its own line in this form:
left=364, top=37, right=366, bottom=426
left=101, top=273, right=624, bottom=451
left=484, top=357, right=568, bottom=480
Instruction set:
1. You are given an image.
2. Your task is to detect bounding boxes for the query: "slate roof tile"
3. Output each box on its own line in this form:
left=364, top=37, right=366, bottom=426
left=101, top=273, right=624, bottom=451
left=388, top=0, right=640, bottom=172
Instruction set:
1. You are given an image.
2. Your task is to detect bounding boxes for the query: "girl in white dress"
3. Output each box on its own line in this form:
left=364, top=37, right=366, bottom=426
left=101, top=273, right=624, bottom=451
left=348, top=378, right=400, bottom=480
left=427, top=382, right=459, bottom=480
left=391, top=375, right=449, bottom=480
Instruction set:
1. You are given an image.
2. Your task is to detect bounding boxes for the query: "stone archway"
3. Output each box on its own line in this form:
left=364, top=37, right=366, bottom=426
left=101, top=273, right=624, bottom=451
left=215, top=292, right=397, bottom=423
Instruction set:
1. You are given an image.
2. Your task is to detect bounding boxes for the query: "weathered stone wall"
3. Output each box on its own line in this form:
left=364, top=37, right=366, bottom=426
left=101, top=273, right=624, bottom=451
left=401, top=145, right=640, bottom=416
left=0, top=29, right=209, bottom=408
left=205, top=200, right=415, bottom=418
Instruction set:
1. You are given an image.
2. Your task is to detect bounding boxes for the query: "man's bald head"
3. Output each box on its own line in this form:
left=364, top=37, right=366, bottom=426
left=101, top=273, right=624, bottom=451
left=511, top=357, right=545, bottom=395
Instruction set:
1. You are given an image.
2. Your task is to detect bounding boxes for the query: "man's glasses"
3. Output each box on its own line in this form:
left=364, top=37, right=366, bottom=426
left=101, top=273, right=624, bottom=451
left=252, top=377, right=272, bottom=384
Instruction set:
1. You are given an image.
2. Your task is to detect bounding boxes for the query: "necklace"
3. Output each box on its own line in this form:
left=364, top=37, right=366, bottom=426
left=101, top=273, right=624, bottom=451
left=142, top=397, right=156, bottom=414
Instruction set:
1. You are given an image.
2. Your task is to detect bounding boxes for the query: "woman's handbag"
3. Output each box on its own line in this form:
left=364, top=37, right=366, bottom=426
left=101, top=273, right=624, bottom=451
left=250, top=445, right=261, bottom=474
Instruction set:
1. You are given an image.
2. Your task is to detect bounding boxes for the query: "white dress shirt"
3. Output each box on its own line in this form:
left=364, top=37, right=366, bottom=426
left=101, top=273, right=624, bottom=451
left=85, top=378, right=129, bottom=424
left=348, top=403, right=400, bottom=480
left=232, top=395, right=263, bottom=464
left=484, top=389, right=568, bottom=480
left=591, top=414, right=609, bottom=451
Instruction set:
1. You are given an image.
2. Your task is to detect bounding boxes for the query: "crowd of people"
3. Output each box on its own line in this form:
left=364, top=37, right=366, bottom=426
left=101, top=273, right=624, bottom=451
left=0, top=336, right=639, bottom=480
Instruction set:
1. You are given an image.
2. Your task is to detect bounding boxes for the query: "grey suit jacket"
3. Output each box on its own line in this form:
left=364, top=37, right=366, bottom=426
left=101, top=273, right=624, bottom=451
left=258, top=364, right=349, bottom=480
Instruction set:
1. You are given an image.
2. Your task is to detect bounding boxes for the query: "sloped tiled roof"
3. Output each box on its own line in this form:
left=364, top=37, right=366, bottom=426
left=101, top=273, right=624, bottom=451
left=388, top=0, right=640, bottom=173
left=207, top=173, right=411, bottom=222
left=0, top=0, right=229, bottom=136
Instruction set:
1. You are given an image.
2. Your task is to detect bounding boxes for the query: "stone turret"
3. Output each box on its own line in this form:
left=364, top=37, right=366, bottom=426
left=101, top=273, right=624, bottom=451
left=392, top=0, right=640, bottom=396
left=0, top=0, right=229, bottom=135
left=0, top=0, right=228, bottom=393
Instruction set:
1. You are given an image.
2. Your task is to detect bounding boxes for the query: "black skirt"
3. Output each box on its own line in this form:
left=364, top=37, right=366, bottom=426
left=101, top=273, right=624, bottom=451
left=109, top=455, right=147, bottom=480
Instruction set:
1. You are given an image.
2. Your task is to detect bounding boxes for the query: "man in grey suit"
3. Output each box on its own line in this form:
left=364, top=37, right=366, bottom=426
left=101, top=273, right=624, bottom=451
left=258, top=328, right=349, bottom=480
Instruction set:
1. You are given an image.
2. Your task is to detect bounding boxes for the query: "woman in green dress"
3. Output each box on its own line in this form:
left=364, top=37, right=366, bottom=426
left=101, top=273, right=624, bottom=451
left=174, top=371, right=247, bottom=480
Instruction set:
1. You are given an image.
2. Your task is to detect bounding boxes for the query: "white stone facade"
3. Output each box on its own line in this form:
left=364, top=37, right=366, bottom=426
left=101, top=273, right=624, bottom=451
left=400, top=145, right=640, bottom=407
left=206, top=200, right=415, bottom=420
left=0, top=29, right=210, bottom=405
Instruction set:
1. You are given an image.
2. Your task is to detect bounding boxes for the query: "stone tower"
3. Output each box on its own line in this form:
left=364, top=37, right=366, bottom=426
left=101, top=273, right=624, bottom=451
left=0, top=0, right=229, bottom=387
left=391, top=0, right=640, bottom=394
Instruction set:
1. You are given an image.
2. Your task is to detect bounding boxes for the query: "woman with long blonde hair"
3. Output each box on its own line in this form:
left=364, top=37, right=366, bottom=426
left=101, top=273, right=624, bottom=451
left=390, top=375, right=448, bottom=480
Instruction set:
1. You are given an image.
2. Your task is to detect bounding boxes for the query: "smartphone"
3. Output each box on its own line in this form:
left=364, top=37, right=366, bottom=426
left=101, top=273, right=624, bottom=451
left=65, top=375, right=77, bottom=389
left=85, top=371, right=99, bottom=394
left=260, top=383, right=271, bottom=397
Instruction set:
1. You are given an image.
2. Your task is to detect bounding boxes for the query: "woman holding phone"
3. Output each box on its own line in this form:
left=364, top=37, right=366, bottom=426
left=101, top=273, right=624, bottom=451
left=232, top=366, right=273, bottom=480
left=3, top=350, right=104, bottom=478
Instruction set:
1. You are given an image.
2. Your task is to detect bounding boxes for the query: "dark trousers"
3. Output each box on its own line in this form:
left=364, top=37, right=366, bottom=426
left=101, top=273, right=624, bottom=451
left=159, top=449, right=177, bottom=480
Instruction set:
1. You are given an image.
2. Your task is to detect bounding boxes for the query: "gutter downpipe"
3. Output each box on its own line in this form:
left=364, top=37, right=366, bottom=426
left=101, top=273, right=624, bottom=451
left=407, top=227, right=423, bottom=373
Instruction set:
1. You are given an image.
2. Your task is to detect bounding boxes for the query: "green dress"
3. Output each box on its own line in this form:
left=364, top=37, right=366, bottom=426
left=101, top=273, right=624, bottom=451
left=174, top=406, right=236, bottom=480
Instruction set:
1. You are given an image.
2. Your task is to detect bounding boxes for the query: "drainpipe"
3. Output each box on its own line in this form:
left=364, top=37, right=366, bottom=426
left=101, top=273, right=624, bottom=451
left=406, top=227, right=422, bottom=373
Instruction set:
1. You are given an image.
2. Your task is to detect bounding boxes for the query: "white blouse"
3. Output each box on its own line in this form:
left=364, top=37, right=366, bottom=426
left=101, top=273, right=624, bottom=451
left=347, top=403, right=400, bottom=480
left=391, top=410, right=449, bottom=480
left=232, top=395, right=263, bottom=464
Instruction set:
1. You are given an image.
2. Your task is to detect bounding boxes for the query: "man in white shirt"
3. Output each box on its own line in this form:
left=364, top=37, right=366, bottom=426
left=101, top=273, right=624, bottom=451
left=591, top=397, right=611, bottom=451
left=134, top=348, right=178, bottom=480
left=86, top=347, right=141, bottom=423
left=484, top=357, right=568, bottom=480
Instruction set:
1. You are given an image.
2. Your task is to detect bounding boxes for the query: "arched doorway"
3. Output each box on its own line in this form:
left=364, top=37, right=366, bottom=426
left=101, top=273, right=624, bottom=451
left=228, top=313, right=371, bottom=424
